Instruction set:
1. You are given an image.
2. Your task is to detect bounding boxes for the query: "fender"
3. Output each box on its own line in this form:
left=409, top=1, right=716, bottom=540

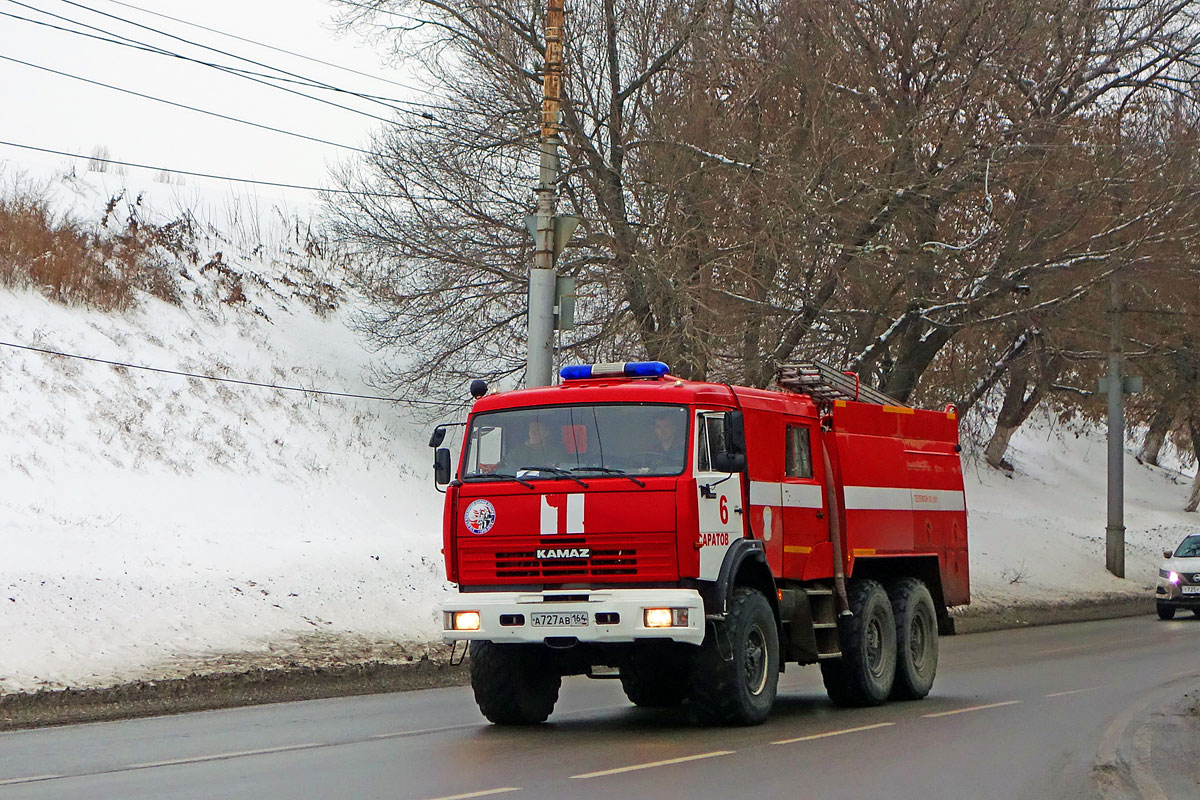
left=698, top=538, right=779, bottom=622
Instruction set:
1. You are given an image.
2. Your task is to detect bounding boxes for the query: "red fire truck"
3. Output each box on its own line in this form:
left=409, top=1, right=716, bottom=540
left=431, top=360, right=968, bottom=726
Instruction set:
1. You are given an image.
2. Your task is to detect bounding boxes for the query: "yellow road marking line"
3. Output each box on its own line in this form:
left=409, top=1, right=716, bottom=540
left=1046, top=686, right=1102, bottom=697
left=0, top=775, right=63, bottom=786
left=128, top=742, right=322, bottom=769
left=570, top=750, right=734, bottom=779
left=771, top=721, right=895, bottom=745
left=424, top=788, right=521, bottom=800
left=923, top=700, right=1021, bottom=718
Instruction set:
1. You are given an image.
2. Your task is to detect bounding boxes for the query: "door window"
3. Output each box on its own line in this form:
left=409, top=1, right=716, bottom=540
left=697, top=413, right=728, bottom=473
left=785, top=426, right=813, bottom=479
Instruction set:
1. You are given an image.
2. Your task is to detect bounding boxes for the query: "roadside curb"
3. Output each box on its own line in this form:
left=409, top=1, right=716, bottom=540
left=953, top=594, right=1154, bottom=634
left=0, top=596, right=1156, bottom=731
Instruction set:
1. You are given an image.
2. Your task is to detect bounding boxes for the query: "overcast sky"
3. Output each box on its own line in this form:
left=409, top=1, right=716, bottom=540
left=0, top=0, right=410, bottom=204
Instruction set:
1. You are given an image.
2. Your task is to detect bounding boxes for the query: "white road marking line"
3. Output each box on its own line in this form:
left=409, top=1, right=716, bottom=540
left=1046, top=686, right=1102, bottom=697
left=372, top=706, right=627, bottom=739
left=372, top=724, right=477, bottom=739
left=0, top=775, right=63, bottom=786
left=923, top=700, right=1022, bottom=718
left=771, top=721, right=895, bottom=745
left=570, top=750, right=735, bottom=779
left=128, top=742, right=322, bottom=769
left=423, top=788, right=521, bottom=800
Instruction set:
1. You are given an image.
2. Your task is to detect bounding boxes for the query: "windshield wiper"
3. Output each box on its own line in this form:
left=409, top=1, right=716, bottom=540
left=517, top=465, right=589, bottom=487
left=571, top=466, right=645, bottom=487
left=463, top=472, right=535, bottom=489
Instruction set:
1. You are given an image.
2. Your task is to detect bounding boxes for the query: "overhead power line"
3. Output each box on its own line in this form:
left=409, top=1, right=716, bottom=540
left=3, top=1, right=428, bottom=128
left=0, top=7, right=437, bottom=112
left=0, top=53, right=385, bottom=157
left=0, top=140, right=432, bottom=198
left=0, top=5, right=542, bottom=165
left=0, top=338, right=457, bottom=406
left=43, top=0, right=437, bottom=119
left=100, top=0, right=430, bottom=96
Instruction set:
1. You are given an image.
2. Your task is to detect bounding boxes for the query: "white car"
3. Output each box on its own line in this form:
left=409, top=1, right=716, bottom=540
left=1157, top=533, right=1200, bottom=619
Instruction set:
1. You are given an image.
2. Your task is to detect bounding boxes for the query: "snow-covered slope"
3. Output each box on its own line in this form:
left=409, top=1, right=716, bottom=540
left=0, top=168, right=1196, bottom=695
left=0, top=169, right=447, bottom=694
left=965, top=420, right=1195, bottom=607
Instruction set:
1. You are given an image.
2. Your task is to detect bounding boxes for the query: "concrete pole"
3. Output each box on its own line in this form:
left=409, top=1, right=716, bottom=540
left=1106, top=276, right=1125, bottom=578
left=527, top=0, right=565, bottom=388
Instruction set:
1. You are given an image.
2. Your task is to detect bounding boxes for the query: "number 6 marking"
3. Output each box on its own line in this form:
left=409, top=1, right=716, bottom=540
left=719, top=495, right=729, bottom=524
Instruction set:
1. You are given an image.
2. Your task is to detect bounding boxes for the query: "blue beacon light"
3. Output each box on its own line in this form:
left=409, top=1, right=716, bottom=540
left=559, top=361, right=670, bottom=380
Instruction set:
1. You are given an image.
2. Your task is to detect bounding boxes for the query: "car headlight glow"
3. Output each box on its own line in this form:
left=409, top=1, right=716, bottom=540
left=644, top=608, right=689, bottom=628
left=449, top=611, right=481, bottom=631
left=1169, top=571, right=1181, bottom=585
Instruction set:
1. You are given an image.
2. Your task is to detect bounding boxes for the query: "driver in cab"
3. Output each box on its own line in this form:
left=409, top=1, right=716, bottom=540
left=636, top=411, right=685, bottom=473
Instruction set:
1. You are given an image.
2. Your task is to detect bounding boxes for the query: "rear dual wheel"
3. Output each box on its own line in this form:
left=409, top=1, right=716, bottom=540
left=821, top=577, right=940, bottom=706
left=821, top=579, right=896, bottom=706
left=887, top=578, right=938, bottom=700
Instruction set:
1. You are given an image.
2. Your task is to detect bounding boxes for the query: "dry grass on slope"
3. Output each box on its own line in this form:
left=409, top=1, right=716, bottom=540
left=0, top=185, right=193, bottom=311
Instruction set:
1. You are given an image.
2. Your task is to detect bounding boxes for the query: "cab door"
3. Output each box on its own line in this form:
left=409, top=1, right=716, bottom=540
left=780, top=418, right=828, bottom=579
left=694, top=411, right=743, bottom=580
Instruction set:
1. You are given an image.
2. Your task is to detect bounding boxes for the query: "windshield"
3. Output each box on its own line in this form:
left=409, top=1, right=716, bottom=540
left=463, top=404, right=689, bottom=480
left=1175, top=535, right=1200, bottom=558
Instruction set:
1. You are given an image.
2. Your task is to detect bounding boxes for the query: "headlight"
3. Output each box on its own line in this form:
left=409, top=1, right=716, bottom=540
left=644, top=608, right=689, bottom=628
left=1161, top=569, right=1181, bottom=584
left=447, top=611, right=481, bottom=631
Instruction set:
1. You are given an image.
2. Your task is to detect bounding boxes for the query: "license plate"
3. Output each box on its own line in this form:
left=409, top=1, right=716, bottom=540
left=1182, top=586, right=1200, bottom=595
left=531, top=612, right=588, bottom=627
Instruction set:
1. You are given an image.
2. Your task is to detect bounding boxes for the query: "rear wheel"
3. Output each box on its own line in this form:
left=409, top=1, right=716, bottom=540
left=688, top=587, right=780, bottom=725
left=1157, top=602, right=1176, bottom=620
left=887, top=578, right=938, bottom=700
left=469, top=641, right=561, bottom=724
left=821, top=579, right=896, bottom=707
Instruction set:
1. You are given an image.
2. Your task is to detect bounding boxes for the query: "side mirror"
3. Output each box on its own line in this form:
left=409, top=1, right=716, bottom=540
left=1164, top=550, right=1174, bottom=560
left=712, top=452, right=747, bottom=473
left=429, top=426, right=447, bottom=448
left=434, top=448, right=452, bottom=484
left=724, top=410, right=746, bottom=455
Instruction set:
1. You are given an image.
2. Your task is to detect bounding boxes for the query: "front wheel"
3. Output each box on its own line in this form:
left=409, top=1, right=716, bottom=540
left=821, top=579, right=897, bottom=707
left=688, top=587, right=780, bottom=725
left=469, top=641, right=561, bottom=724
left=1157, top=602, right=1176, bottom=620
left=887, top=578, right=938, bottom=700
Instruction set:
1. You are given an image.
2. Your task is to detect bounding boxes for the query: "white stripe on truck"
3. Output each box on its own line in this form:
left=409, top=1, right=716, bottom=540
left=750, top=482, right=964, bottom=512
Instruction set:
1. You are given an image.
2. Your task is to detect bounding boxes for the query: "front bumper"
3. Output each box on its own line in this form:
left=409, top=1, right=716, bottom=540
left=1156, top=582, right=1200, bottom=608
left=441, top=588, right=706, bottom=646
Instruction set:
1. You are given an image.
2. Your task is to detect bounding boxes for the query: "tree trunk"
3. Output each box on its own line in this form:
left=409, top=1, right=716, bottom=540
left=984, top=366, right=1044, bottom=470
left=1186, top=416, right=1200, bottom=513
left=1137, top=405, right=1173, bottom=466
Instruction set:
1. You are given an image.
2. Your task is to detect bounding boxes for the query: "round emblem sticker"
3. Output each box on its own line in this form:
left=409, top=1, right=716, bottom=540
left=464, top=499, right=496, bottom=535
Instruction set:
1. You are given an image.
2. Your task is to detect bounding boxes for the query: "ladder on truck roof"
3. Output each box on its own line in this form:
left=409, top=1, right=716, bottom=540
left=776, top=361, right=906, bottom=407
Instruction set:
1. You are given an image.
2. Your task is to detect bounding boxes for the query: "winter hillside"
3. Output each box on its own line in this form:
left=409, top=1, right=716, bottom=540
left=0, top=168, right=1196, bottom=695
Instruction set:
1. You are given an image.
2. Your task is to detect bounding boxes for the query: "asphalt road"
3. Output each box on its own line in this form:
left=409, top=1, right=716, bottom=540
left=1, top=614, right=1197, bottom=800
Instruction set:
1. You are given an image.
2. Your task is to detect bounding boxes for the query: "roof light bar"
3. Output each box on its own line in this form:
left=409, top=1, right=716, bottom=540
left=559, top=361, right=670, bottom=381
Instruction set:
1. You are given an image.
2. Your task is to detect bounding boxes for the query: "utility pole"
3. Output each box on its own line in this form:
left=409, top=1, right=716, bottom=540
left=1105, top=277, right=1125, bottom=578
left=526, top=0, right=566, bottom=388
